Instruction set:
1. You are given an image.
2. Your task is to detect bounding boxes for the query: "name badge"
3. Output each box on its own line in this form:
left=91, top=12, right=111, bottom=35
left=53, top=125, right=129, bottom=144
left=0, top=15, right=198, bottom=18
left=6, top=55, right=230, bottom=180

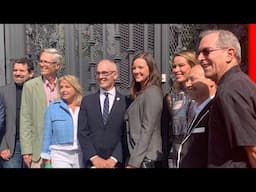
left=191, top=127, right=205, bottom=133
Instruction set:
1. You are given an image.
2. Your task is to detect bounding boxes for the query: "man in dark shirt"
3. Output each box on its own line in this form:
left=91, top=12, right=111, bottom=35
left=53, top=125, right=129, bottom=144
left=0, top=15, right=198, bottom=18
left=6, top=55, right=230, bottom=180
left=177, top=64, right=216, bottom=168
left=0, top=58, right=34, bottom=168
left=197, top=29, right=256, bottom=168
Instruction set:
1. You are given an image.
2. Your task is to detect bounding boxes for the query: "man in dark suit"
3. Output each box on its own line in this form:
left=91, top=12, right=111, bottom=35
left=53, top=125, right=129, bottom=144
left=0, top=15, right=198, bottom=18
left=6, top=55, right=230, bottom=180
left=78, top=59, right=127, bottom=168
left=0, top=58, right=34, bottom=168
left=177, top=64, right=216, bottom=168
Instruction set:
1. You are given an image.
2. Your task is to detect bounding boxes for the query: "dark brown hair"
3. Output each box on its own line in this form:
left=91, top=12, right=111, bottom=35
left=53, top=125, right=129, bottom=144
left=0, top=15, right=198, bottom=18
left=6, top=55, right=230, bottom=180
left=129, top=52, right=162, bottom=99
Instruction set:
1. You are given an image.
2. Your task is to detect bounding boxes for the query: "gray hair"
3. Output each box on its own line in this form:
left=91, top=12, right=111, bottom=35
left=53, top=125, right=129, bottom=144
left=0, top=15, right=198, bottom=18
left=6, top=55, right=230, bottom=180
left=200, top=29, right=241, bottom=63
left=39, top=48, right=63, bottom=65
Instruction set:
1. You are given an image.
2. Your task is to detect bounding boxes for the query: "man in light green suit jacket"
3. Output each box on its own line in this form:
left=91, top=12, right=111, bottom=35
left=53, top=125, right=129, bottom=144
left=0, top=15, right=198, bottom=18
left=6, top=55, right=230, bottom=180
left=20, top=48, right=62, bottom=168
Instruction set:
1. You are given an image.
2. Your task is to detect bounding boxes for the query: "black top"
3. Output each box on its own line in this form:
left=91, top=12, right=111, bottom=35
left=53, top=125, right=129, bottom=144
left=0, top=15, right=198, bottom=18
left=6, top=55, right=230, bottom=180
left=161, top=91, right=195, bottom=168
left=15, top=83, right=23, bottom=140
left=208, top=65, right=256, bottom=168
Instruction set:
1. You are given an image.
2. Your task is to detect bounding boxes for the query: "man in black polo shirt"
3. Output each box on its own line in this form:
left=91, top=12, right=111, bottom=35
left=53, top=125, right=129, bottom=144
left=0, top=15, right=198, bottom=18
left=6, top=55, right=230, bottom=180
left=197, top=29, right=256, bottom=168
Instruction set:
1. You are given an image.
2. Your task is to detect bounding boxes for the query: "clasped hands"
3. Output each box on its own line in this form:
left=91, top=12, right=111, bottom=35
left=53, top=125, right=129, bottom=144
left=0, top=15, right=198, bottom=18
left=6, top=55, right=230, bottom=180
left=91, top=156, right=116, bottom=168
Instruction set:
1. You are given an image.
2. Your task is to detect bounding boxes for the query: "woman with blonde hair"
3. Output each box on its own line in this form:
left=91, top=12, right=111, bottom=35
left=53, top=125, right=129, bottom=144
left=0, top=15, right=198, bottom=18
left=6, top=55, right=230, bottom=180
left=41, top=74, right=84, bottom=168
left=161, top=50, right=199, bottom=168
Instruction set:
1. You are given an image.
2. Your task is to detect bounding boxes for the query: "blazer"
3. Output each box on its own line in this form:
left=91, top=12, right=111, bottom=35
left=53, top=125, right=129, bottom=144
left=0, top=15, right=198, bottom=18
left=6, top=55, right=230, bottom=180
left=41, top=99, right=77, bottom=156
left=126, top=85, right=163, bottom=167
left=78, top=89, right=127, bottom=167
left=0, top=96, right=4, bottom=142
left=0, top=84, right=17, bottom=155
left=20, top=76, right=49, bottom=161
left=177, top=99, right=213, bottom=168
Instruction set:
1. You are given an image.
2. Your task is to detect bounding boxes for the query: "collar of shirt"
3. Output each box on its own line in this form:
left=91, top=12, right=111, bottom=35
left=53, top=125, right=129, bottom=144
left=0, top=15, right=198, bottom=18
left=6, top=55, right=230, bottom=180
left=193, top=95, right=215, bottom=115
left=44, top=78, right=58, bottom=91
left=100, top=87, right=116, bottom=113
left=100, top=87, right=116, bottom=97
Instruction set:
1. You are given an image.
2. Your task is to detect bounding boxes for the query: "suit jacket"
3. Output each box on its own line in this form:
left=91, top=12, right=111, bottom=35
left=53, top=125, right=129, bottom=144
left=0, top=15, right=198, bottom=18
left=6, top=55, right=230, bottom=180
left=78, top=89, right=127, bottom=167
left=177, top=99, right=213, bottom=168
left=20, top=76, right=48, bottom=161
left=0, top=84, right=17, bottom=155
left=126, top=85, right=163, bottom=167
left=0, top=97, right=4, bottom=141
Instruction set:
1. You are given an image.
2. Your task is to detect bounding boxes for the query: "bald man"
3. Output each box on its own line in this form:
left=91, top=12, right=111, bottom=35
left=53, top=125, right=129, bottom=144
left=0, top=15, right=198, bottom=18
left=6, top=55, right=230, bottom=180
left=177, top=64, right=216, bottom=168
left=78, top=59, right=128, bottom=168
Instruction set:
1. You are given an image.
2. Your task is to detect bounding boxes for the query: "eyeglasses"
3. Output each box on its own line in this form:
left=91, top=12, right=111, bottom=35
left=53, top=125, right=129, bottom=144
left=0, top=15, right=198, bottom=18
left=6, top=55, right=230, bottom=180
left=197, top=47, right=227, bottom=57
left=39, top=60, right=57, bottom=65
left=95, top=71, right=115, bottom=76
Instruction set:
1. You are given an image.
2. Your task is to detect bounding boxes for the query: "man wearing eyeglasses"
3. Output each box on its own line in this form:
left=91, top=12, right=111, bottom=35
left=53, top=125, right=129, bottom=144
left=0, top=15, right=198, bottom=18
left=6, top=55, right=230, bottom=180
left=20, top=48, right=62, bottom=168
left=197, top=29, right=256, bottom=168
left=78, top=59, right=128, bottom=168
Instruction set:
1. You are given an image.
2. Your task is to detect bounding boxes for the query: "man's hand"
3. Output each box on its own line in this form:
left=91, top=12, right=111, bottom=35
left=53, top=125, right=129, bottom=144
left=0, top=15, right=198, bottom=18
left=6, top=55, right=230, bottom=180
left=104, top=158, right=117, bottom=168
left=91, top=156, right=107, bottom=168
left=23, top=154, right=32, bottom=168
left=0, top=149, right=11, bottom=160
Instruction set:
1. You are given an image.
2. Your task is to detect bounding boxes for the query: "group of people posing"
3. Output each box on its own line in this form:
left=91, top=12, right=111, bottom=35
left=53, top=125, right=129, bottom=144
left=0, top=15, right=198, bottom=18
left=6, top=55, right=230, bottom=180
left=0, top=29, right=256, bottom=168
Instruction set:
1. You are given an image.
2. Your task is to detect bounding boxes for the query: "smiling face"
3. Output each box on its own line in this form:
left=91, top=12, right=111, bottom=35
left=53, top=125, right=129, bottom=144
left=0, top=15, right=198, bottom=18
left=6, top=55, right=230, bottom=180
left=39, top=52, right=60, bottom=78
left=185, top=64, right=215, bottom=104
left=59, top=79, right=77, bottom=104
left=197, top=32, right=229, bottom=83
left=13, top=63, right=34, bottom=85
left=96, top=60, right=118, bottom=91
left=172, top=55, right=193, bottom=84
left=132, top=58, right=150, bottom=87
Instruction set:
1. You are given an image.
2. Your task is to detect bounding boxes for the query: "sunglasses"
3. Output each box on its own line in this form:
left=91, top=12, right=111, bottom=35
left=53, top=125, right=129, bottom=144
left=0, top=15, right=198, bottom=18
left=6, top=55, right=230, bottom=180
left=197, top=47, right=227, bottom=57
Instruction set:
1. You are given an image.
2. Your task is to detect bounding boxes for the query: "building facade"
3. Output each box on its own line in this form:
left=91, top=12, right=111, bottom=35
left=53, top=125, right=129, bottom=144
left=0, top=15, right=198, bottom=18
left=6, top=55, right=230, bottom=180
left=0, top=24, right=248, bottom=94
